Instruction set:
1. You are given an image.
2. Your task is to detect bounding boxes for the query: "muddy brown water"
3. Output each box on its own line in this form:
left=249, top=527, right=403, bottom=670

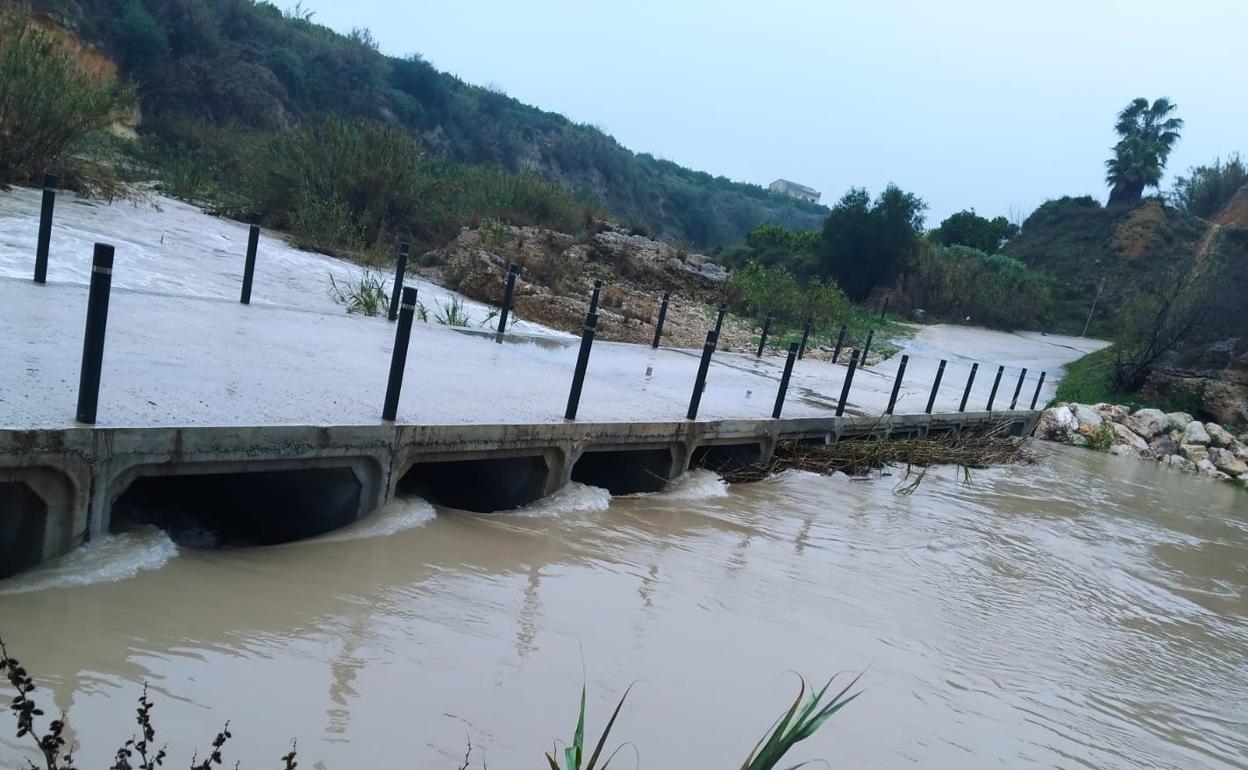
left=1, top=444, right=1245, bottom=769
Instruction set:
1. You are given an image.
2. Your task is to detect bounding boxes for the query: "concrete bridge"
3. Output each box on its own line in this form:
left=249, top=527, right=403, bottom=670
left=0, top=186, right=1095, bottom=578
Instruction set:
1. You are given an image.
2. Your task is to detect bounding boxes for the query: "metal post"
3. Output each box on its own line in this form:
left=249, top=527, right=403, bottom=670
left=588, top=279, right=603, bottom=315
left=886, top=354, right=908, bottom=414
left=651, top=292, right=669, bottom=348
left=387, top=241, right=410, bottom=321
left=831, top=325, right=847, bottom=363
left=34, top=174, right=56, bottom=284
left=835, top=349, right=860, bottom=417
left=497, top=264, right=518, bottom=334
left=796, top=319, right=813, bottom=360
left=879, top=296, right=890, bottom=322
left=755, top=315, right=772, bottom=357
left=76, top=243, right=114, bottom=424
left=564, top=310, right=598, bottom=420
left=772, top=342, right=800, bottom=419
left=382, top=286, right=418, bottom=421
left=1009, top=367, right=1028, bottom=410
left=687, top=330, right=718, bottom=420
left=986, top=365, right=1005, bottom=410
left=860, top=329, right=875, bottom=365
left=713, top=303, right=727, bottom=335
left=925, top=359, right=947, bottom=414
left=958, top=362, right=979, bottom=412
left=1030, top=371, right=1047, bottom=410
left=239, top=223, right=260, bottom=304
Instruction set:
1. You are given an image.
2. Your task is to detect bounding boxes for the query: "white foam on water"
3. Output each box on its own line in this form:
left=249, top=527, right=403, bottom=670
left=316, top=497, right=438, bottom=543
left=648, top=469, right=730, bottom=500
left=0, top=527, right=178, bottom=595
left=506, top=482, right=612, bottom=517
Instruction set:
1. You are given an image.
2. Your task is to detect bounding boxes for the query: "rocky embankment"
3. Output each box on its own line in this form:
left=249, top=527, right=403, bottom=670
left=1034, top=403, right=1248, bottom=486
left=418, top=222, right=769, bottom=350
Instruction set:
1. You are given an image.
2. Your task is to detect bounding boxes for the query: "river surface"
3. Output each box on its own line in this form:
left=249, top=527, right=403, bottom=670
left=1, top=444, right=1245, bottom=769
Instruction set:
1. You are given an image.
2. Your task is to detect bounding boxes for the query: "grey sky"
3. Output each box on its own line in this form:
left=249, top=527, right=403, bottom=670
left=301, top=0, right=1247, bottom=226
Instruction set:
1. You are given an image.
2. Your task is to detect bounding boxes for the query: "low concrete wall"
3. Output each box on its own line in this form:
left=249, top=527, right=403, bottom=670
left=0, top=409, right=1038, bottom=576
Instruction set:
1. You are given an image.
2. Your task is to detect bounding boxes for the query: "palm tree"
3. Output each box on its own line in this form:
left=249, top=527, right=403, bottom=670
left=1105, top=97, right=1183, bottom=206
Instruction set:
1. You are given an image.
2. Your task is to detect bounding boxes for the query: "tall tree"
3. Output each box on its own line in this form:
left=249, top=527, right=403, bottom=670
left=1105, top=97, right=1183, bottom=207
left=930, top=210, right=1018, bottom=253
left=816, top=185, right=926, bottom=300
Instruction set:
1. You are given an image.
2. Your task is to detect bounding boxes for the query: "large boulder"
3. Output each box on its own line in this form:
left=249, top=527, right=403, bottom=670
left=1235, top=442, right=1248, bottom=461
left=1205, top=423, right=1236, bottom=447
left=1033, top=406, right=1077, bottom=441
left=1071, top=404, right=1104, bottom=432
left=1183, top=421, right=1212, bottom=445
left=1149, top=436, right=1179, bottom=458
left=1093, top=403, right=1130, bottom=423
left=1109, top=422, right=1151, bottom=455
left=1125, top=408, right=1170, bottom=438
left=1209, top=447, right=1248, bottom=476
left=1165, top=412, right=1194, bottom=429
left=1168, top=455, right=1196, bottom=473
left=1180, top=444, right=1210, bottom=464
left=1196, top=459, right=1229, bottom=480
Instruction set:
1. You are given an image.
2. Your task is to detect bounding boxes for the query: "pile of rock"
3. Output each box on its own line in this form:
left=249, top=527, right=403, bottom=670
left=1034, top=403, right=1248, bottom=486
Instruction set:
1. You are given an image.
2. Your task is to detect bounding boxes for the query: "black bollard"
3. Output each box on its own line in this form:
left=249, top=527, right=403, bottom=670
left=564, top=310, right=598, bottom=420
left=925, top=359, right=947, bottom=414
left=879, top=296, right=891, bottom=322
left=497, top=264, right=519, bottom=334
left=588, top=279, right=604, bottom=315
left=1030, top=371, right=1047, bottom=410
left=76, top=243, right=114, bottom=424
left=755, top=314, right=773, bottom=358
left=835, top=349, right=860, bottom=417
left=986, top=364, right=1005, bottom=410
left=796, top=319, right=813, bottom=360
left=831, top=325, right=847, bottom=363
left=713, top=303, right=727, bottom=335
left=382, top=287, right=419, bottom=421
left=387, top=242, right=411, bottom=321
left=651, top=292, right=670, bottom=349
left=772, top=342, right=800, bottom=419
left=860, top=329, right=875, bottom=366
left=958, top=363, right=979, bottom=412
left=34, top=174, right=56, bottom=284
left=237, top=223, right=260, bottom=304
left=687, top=330, right=718, bottom=420
left=886, top=354, right=908, bottom=415
left=1009, top=367, right=1028, bottom=410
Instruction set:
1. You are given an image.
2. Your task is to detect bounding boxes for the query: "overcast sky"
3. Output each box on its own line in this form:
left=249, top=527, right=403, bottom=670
left=301, top=0, right=1247, bottom=225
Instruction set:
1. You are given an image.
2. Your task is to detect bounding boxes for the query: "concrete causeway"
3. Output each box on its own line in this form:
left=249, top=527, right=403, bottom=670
left=0, top=187, right=1107, bottom=577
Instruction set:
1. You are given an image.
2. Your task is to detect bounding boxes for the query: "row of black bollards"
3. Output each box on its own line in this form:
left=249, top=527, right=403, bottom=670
left=382, top=287, right=419, bottom=421
left=76, top=244, right=114, bottom=424
left=772, top=342, right=800, bottom=418
left=755, top=314, right=772, bottom=358
left=34, top=174, right=56, bottom=284
left=687, top=330, right=718, bottom=420
left=564, top=308, right=598, bottom=420
left=386, top=242, right=410, bottom=321
left=886, top=354, right=908, bottom=415
left=652, top=292, right=669, bottom=348
left=497, top=264, right=519, bottom=334
left=925, top=359, right=947, bottom=414
left=796, top=319, right=813, bottom=360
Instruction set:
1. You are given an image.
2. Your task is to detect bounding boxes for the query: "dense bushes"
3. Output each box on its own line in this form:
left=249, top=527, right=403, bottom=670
left=929, top=210, right=1017, bottom=253
left=28, top=0, right=825, bottom=247
left=1170, top=154, right=1247, bottom=219
left=727, top=259, right=849, bottom=330
left=815, top=186, right=926, bottom=300
left=0, top=14, right=133, bottom=185
left=897, top=245, right=1053, bottom=329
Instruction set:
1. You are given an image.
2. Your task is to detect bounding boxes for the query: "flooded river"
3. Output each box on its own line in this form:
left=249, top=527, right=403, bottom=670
left=1, top=444, right=1245, bottom=769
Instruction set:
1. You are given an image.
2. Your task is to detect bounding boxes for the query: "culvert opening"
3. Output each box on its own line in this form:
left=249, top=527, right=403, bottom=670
left=571, top=448, right=673, bottom=495
left=0, top=482, right=47, bottom=579
left=691, top=443, right=763, bottom=472
left=398, top=455, right=547, bottom=512
left=111, top=468, right=361, bottom=547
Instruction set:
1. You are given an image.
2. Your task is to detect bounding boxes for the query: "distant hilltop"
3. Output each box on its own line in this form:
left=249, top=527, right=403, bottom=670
left=769, top=179, right=822, bottom=204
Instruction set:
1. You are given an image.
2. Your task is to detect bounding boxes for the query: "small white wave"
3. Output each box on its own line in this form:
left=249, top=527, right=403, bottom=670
left=650, top=469, right=730, bottom=500
left=0, top=527, right=178, bottom=595
left=316, top=498, right=437, bottom=542
left=507, top=482, right=611, bottom=517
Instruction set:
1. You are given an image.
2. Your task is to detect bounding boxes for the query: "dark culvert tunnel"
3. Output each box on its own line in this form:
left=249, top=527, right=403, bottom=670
left=1, top=481, right=48, bottom=579
left=570, top=448, right=674, bottom=495
left=110, top=467, right=362, bottom=547
left=398, top=455, right=548, bottom=512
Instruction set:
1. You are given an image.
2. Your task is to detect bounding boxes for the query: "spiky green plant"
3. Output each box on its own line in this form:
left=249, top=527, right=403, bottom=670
left=546, top=683, right=633, bottom=770
left=326, top=271, right=389, bottom=316
left=434, top=296, right=471, bottom=326
left=740, top=674, right=862, bottom=770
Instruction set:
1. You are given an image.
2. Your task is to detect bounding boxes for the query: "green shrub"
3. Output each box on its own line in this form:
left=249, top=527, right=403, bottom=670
left=0, top=13, right=134, bottom=185
left=898, top=244, right=1054, bottom=329
left=326, top=271, right=389, bottom=316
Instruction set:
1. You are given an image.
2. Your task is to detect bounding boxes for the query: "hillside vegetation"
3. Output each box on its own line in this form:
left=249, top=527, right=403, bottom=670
left=26, top=0, right=826, bottom=247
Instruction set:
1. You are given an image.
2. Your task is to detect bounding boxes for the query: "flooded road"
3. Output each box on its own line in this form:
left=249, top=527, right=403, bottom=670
left=1, top=444, right=1245, bottom=769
